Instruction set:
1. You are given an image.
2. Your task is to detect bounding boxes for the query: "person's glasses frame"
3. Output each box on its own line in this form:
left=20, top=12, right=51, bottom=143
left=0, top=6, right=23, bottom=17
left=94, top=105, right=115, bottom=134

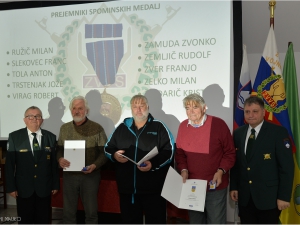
left=25, top=115, right=43, bottom=120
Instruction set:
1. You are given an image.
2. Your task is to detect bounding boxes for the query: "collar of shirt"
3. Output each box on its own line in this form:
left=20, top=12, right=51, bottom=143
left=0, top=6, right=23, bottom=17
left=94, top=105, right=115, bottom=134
left=244, top=120, right=264, bottom=154
left=247, top=120, right=264, bottom=137
left=27, top=128, right=42, bottom=137
left=187, top=114, right=207, bottom=128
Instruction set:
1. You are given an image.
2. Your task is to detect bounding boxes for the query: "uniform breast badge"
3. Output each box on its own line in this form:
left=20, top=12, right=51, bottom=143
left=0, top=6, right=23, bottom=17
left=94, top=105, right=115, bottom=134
left=263, top=153, right=271, bottom=160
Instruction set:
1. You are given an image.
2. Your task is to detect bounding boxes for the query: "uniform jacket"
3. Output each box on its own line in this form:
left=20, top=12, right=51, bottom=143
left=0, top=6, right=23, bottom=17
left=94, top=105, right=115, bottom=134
left=230, top=121, right=294, bottom=210
left=5, top=128, right=59, bottom=198
left=104, top=113, right=175, bottom=194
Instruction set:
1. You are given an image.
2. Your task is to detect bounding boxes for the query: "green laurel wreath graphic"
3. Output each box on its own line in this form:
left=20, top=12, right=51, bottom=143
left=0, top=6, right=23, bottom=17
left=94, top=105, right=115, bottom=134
left=52, top=13, right=159, bottom=111
left=257, top=75, right=287, bottom=114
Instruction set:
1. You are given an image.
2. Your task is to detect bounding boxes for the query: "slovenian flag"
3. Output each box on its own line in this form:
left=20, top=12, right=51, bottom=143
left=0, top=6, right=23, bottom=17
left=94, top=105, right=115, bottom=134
left=234, top=44, right=252, bottom=130
left=252, top=25, right=295, bottom=152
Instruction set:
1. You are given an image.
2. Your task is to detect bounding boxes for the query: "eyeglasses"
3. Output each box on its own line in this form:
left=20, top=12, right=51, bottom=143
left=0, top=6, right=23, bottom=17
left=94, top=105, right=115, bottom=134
left=25, top=115, right=42, bottom=120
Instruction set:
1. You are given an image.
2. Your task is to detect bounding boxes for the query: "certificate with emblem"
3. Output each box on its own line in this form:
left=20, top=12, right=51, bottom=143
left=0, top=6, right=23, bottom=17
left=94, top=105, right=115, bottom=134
left=117, top=146, right=158, bottom=166
left=161, top=167, right=207, bottom=212
left=64, top=140, right=85, bottom=171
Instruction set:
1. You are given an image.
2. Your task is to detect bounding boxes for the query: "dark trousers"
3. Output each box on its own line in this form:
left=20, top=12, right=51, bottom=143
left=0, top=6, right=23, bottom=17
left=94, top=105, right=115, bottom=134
left=63, top=172, right=101, bottom=224
left=16, top=192, right=51, bottom=224
left=188, top=188, right=227, bottom=224
left=239, top=196, right=281, bottom=224
left=119, top=193, right=166, bottom=224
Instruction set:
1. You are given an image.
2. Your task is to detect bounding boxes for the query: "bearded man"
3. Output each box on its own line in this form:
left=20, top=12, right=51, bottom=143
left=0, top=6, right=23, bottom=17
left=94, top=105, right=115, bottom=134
left=104, top=94, right=174, bottom=224
left=57, top=96, right=107, bottom=224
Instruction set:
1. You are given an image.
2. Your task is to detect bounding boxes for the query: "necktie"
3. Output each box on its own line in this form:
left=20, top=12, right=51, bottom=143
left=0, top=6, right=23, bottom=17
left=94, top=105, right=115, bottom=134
left=32, top=133, right=40, bottom=161
left=246, top=128, right=256, bottom=161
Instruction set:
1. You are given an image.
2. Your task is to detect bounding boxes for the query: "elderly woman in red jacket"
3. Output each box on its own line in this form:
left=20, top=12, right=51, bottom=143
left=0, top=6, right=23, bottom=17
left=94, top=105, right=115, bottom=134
left=176, top=93, right=235, bottom=224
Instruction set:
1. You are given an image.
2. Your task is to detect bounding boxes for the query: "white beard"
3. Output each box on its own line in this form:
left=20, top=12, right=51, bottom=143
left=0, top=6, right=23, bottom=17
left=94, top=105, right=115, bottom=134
left=73, top=112, right=87, bottom=123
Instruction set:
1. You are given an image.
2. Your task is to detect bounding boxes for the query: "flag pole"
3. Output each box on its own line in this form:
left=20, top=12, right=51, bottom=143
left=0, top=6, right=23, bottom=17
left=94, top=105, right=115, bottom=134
left=269, top=0, right=276, bottom=28
left=268, top=0, right=276, bottom=94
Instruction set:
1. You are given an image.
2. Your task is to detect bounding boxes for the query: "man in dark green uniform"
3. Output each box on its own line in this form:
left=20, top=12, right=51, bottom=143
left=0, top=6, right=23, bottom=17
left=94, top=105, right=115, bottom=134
left=230, top=96, right=294, bottom=224
left=5, top=106, right=59, bottom=224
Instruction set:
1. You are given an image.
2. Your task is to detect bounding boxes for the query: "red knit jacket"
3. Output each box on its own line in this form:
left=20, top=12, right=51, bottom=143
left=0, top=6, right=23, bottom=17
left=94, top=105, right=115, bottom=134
left=175, top=115, right=235, bottom=190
